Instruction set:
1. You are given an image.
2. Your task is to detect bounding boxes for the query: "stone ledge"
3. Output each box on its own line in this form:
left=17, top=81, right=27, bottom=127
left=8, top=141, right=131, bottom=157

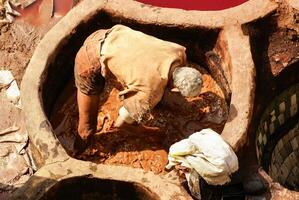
left=11, top=158, right=191, bottom=200
left=220, top=26, right=256, bottom=152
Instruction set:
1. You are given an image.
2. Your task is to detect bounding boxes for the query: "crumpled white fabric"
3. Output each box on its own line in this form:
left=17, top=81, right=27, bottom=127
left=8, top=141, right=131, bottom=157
left=0, top=70, right=21, bottom=108
left=166, top=128, right=239, bottom=185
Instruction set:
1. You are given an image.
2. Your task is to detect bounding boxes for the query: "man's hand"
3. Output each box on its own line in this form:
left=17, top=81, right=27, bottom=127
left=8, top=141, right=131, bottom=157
left=78, top=123, right=95, bottom=141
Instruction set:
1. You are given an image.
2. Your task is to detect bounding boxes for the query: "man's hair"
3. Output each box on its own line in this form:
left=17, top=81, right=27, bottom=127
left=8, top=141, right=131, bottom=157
left=172, top=67, right=203, bottom=97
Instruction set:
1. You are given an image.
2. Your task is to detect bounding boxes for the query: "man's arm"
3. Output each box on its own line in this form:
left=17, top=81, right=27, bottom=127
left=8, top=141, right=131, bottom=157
left=77, top=89, right=100, bottom=141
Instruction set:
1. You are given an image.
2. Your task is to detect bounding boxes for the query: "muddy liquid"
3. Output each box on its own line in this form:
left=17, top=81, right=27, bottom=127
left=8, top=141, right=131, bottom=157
left=50, top=66, right=228, bottom=174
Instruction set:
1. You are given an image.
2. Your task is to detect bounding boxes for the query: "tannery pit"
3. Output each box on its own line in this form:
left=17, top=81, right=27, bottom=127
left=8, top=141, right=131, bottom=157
left=10, top=0, right=299, bottom=199
left=50, top=63, right=228, bottom=174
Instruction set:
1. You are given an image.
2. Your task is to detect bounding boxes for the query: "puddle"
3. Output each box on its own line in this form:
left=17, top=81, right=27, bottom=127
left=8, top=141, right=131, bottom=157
left=136, top=0, right=249, bottom=11
left=50, top=65, right=228, bottom=174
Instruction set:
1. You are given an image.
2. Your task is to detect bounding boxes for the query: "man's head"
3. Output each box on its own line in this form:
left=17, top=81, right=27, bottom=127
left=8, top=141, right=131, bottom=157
left=172, top=67, right=203, bottom=97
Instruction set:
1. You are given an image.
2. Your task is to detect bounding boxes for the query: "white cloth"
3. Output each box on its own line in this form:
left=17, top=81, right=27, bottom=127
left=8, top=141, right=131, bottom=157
left=118, top=106, right=135, bottom=124
left=0, top=70, right=21, bottom=108
left=166, top=128, right=239, bottom=185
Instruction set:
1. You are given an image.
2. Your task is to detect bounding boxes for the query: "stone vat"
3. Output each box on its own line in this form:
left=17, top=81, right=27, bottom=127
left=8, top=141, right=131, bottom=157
left=11, top=0, right=278, bottom=199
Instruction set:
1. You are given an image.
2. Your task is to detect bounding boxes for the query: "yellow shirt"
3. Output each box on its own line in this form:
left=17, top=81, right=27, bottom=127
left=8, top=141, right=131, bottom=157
left=100, top=25, right=186, bottom=122
left=75, top=25, right=187, bottom=122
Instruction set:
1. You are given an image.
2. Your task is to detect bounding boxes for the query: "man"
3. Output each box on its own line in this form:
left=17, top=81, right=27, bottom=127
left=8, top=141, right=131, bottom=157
left=74, top=24, right=203, bottom=151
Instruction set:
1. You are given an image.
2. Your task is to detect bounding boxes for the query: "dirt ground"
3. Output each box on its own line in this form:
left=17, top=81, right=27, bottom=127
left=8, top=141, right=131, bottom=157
left=0, top=20, right=43, bottom=200
left=0, top=0, right=73, bottom=84
left=0, top=1, right=79, bottom=198
left=0, top=22, right=40, bottom=84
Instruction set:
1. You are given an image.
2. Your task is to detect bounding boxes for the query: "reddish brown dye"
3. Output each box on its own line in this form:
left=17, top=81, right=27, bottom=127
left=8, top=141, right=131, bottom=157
left=50, top=67, right=228, bottom=174
left=54, top=0, right=74, bottom=16
left=137, top=0, right=248, bottom=11
left=15, top=0, right=74, bottom=26
left=15, top=0, right=44, bottom=26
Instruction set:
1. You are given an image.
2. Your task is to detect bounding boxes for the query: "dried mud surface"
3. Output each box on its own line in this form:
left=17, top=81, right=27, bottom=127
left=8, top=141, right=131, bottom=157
left=0, top=2, right=78, bottom=197
left=0, top=21, right=42, bottom=198
left=50, top=66, right=228, bottom=174
left=250, top=0, right=299, bottom=78
left=268, top=0, right=299, bottom=76
left=267, top=28, right=299, bottom=76
left=0, top=22, right=41, bottom=85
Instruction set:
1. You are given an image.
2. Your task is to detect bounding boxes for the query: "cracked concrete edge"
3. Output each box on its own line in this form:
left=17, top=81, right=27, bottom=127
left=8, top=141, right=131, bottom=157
left=220, top=25, right=256, bottom=152
left=105, top=0, right=278, bottom=28
left=11, top=158, right=192, bottom=200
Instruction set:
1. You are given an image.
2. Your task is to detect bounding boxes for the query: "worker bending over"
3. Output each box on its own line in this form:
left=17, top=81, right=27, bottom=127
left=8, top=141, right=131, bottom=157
left=74, top=24, right=203, bottom=150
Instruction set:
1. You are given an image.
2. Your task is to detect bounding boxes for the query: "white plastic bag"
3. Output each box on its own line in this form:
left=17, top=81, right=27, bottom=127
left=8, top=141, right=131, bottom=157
left=166, top=128, right=238, bottom=185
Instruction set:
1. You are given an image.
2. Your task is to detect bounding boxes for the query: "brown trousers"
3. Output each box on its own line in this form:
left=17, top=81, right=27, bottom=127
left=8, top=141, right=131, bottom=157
left=74, top=29, right=109, bottom=95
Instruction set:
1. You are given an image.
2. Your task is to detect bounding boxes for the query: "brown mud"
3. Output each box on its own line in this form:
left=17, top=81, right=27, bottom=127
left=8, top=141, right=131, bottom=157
left=50, top=66, right=228, bottom=174
left=0, top=2, right=81, bottom=197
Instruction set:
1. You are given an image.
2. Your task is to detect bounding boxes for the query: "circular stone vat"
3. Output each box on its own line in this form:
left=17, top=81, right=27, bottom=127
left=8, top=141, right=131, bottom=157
left=49, top=33, right=230, bottom=173
left=40, top=176, right=158, bottom=200
left=19, top=0, right=271, bottom=167
left=16, top=0, right=278, bottom=199
left=256, top=83, right=299, bottom=192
